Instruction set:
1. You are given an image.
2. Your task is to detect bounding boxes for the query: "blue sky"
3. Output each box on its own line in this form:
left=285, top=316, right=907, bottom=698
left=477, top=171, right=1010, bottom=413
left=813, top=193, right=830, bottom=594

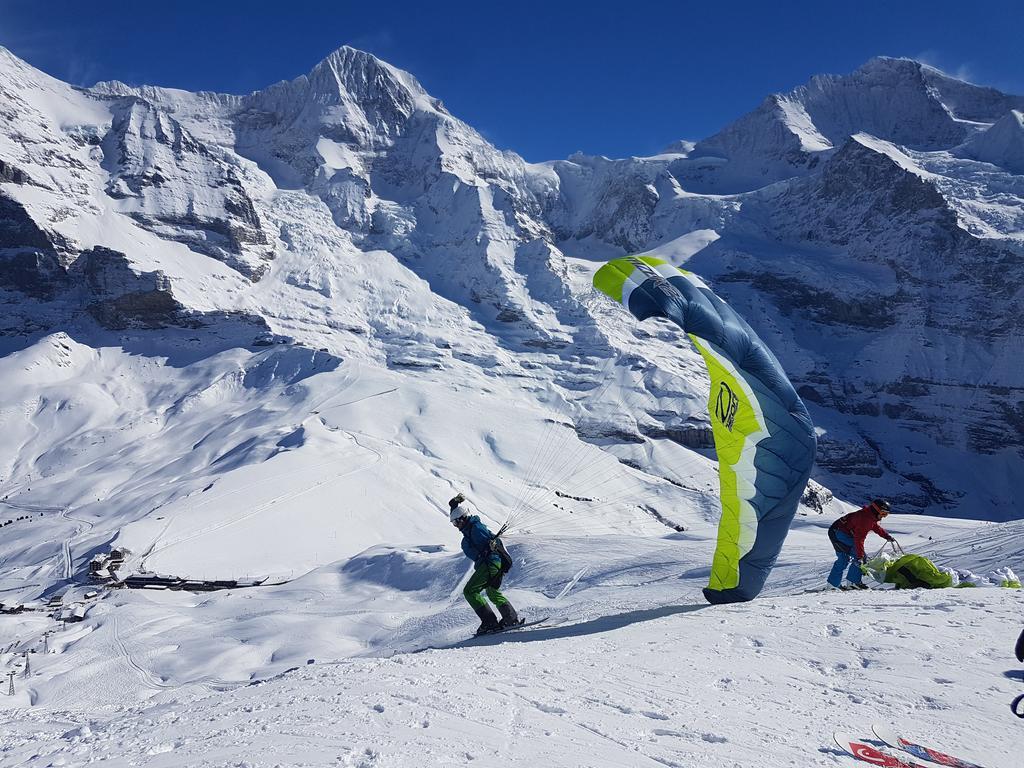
left=1, top=0, right=1021, bottom=161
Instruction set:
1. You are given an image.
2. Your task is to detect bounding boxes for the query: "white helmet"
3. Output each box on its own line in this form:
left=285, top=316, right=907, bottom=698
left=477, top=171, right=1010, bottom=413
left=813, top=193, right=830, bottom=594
left=449, top=505, right=467, bottom=523
left=448, top=492, right=467, bottom=523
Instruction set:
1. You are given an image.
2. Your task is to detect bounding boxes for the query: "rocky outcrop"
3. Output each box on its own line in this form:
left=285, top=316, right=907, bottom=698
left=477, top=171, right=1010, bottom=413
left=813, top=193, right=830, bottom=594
left=0, top=194, right=75, bottom=299
left=0, top=159, right=32, bottom=185
left=101, top=99, right=274, bottom=279
left=71, top=247, right=181, bottom=329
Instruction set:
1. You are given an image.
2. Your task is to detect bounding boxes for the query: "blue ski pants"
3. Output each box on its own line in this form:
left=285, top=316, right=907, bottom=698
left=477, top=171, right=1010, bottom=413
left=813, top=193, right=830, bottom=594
left=828, top=528, right=863, bottom=587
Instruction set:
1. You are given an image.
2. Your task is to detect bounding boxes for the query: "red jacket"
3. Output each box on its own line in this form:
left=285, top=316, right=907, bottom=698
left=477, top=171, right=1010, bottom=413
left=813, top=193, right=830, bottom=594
left=836, top=506, right=892, bottom=559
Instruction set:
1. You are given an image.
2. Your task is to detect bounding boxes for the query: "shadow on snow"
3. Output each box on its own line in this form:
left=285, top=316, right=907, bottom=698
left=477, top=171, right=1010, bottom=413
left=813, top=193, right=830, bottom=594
left=422, top=602, right=711, bottom=652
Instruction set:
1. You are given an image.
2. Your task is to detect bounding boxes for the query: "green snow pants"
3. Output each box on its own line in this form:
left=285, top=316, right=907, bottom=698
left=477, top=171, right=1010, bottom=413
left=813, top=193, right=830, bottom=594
left=463, top=560, right=509, bottom=610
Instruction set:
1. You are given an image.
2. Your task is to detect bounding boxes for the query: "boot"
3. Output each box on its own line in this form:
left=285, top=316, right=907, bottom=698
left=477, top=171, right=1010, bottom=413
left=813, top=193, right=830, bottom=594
left=472, top=604, right=500, bottom=636
left=497, top=603, right=522, bottom=629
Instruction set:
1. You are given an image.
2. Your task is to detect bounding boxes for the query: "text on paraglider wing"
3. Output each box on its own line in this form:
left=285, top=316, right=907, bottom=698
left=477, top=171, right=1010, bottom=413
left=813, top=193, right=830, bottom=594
left=627, top=257, right=681, bottom=300
left=715, top=381, right=740, bottom=432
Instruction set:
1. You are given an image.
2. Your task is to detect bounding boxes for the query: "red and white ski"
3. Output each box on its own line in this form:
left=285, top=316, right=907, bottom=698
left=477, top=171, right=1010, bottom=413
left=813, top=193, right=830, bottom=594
left=871, top=725, right=985, bottom=768
left=834, top=732, right=928, bottom=768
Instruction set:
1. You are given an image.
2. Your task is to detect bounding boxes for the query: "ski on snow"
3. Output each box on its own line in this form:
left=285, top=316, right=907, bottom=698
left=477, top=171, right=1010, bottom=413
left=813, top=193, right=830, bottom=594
left=871, top=725, right=985, bottom=768
left=834, top=732, right=928, bottom=768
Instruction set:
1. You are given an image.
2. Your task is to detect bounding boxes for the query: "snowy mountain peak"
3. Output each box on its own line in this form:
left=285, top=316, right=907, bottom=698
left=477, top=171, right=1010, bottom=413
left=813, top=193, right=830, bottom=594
left=960, top=108, right=1024, bottom=173
left=683, top=56, right=1024, bottom=193
left=301, top=45, right=429, bottom=113
left=0, top=47, right=1022, bottom=554
left=849, top=55, right=933, bottom=85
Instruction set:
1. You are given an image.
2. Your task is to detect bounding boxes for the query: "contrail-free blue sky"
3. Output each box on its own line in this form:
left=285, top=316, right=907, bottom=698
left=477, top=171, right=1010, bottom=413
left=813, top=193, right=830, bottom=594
left=1, top=0, right=1020, bottom=161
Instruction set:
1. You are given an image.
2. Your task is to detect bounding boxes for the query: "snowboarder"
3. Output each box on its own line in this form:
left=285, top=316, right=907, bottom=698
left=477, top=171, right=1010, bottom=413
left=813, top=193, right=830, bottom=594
left=449, top=494, right=521, bottom=635
left=827, top=498, right=897, bottom=590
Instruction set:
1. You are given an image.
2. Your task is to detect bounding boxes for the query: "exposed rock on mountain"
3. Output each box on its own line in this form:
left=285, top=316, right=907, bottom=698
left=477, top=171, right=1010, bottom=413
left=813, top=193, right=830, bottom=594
left=690, top=134, right=1024, bottom=508
left=101, top=99, right=274, bottom=279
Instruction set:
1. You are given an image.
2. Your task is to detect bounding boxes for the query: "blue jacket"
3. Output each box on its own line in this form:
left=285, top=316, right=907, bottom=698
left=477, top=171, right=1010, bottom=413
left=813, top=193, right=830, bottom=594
left=459, top=515, right=500, bottom=566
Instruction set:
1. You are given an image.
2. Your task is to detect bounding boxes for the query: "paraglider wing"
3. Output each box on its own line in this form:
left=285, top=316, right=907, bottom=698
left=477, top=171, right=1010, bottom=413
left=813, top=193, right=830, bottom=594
left=593, top=256, right=816, bottom=604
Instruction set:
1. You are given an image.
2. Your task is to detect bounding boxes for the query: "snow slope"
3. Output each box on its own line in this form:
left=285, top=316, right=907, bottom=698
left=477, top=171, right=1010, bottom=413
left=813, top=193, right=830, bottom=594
left=0, top=514, right=1020, bottom=766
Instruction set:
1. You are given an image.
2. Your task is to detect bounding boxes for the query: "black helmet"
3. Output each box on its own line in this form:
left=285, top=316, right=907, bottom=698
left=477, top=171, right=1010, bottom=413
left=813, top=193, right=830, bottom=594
left=870, top=498, right=891, bottom=513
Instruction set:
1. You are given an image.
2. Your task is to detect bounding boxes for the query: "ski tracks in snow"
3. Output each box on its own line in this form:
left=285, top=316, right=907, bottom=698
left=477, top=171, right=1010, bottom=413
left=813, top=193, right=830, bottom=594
left=58, top=505, right=91, bottom=580
left=143, top=433, right=383, bottom=566
left=111, top=615, right=172, bottom=692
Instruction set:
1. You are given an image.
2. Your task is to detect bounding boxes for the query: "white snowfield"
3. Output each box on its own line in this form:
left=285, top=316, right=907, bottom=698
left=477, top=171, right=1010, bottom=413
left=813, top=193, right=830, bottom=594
left=0, top=514, right=1020, bottom=767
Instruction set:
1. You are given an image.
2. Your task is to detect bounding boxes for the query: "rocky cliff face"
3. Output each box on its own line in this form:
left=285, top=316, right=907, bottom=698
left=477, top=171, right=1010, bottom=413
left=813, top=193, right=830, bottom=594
left=101, top=99, right=273, bottom=279
left=0, top=47, right=1020, bottom=519
left=687, top=135, right=1024, bottom=510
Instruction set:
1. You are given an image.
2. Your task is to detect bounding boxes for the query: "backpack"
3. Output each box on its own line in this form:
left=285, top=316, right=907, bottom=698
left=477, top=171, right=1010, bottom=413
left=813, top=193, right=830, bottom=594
left=492, top=536, right=513, bottom=575
left=484, top=536, right=513, bottom=589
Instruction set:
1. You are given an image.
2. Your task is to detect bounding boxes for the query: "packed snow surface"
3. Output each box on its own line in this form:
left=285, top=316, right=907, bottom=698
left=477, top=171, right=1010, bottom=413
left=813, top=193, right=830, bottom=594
left=0, top=516, right=1020, bottom=767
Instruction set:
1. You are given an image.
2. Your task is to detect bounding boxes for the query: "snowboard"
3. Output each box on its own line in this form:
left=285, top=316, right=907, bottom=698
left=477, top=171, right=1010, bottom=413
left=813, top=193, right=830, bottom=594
left=871, top=725, right=985, bottom=768
left=834, top=732, right=927, bottom=768
left=473, top=616, right=549, bottom=638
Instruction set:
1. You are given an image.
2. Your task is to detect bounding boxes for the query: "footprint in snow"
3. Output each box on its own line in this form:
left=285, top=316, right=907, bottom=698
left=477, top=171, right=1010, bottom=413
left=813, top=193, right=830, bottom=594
left=535, top=702, right=567, bottom=714
left=641, top=711, right=670, bottom=721
left=606, top=702, right=634, bottom=714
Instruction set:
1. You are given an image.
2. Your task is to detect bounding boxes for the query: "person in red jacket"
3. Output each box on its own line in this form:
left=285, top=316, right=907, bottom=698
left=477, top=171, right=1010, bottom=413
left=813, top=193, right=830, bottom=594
left=827, top=499, right=897, bottom=589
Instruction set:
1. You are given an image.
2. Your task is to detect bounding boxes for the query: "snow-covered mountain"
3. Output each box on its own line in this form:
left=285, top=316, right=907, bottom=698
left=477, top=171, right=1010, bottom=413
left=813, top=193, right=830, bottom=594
left=2, top=48, right=1020, bottom=523
left=1, top=46, right=1022, bottom=765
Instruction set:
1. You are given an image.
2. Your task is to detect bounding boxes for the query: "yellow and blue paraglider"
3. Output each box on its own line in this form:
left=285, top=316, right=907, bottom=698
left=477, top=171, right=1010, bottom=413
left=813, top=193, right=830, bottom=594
left=593, top=255, right=816, bottom=604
